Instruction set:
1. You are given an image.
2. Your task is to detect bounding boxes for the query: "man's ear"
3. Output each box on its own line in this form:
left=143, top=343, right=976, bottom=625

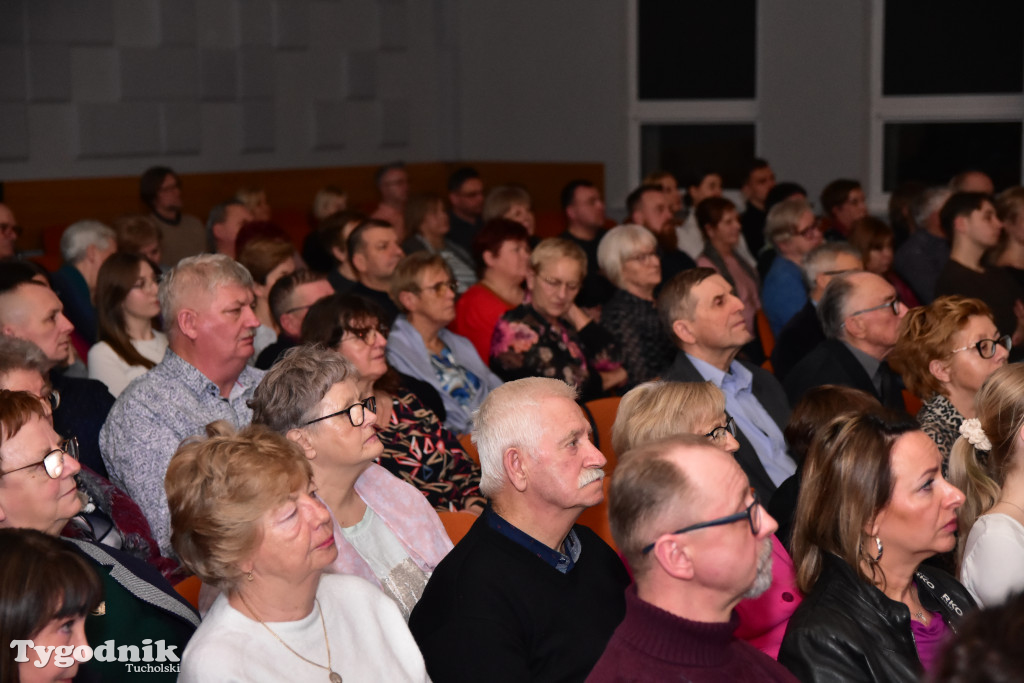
left=330, top=245, right=346, bottom=264
left=928, top=358, right=951, bottom=385
left=672, top=318, right=697, bottom=346
left=653, top=535, right=695, bottom=580
left=286, top=428, right=316, bottom=461
left=843, top=314, right=865, bottom=341
left=177, top=308, right=200, bottom=341
left=351, top=251, right=367, bottom=275
left=504, top=447, right=528, bottom=493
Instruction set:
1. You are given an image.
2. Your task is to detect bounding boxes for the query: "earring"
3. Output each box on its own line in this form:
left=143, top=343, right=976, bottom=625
left=872, top=537, right=883, bottom=563
left=247, top=569, right=254, bottom=582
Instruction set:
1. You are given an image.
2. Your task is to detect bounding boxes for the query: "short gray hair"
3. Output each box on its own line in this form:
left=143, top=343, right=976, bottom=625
left=802, top=242, right=862, bottom=290
left=473, top=377, right=578, bottom=497
left=159, top=253, right=255, bottom=330
left=817, top=271, right=864, bottom=340
left=765, top=197, right=813, bottom=248
left=249, top=345, right=356, bottom=433
left=597, top=224, right=657, bottom=288
left=60, top=220, right=115, bottom=264
left=912, top=187, right=952, bottom=229
left=0, top=334, right=54, bottom=378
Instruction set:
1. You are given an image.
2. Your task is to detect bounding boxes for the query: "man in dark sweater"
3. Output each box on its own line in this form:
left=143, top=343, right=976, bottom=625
left=409, top=377, right=629, bottom=682
left=587, top=435, right=797, bottom=682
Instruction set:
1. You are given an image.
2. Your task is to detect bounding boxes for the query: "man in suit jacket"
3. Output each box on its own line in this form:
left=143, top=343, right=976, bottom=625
left=783, top=271, right=908, bottom=412
left=771, top=242, right=863, bottom=380
left=658, top=268, right=795, bottom=502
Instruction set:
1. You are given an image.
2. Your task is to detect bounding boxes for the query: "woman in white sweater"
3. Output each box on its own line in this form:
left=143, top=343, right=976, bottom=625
left=87, top=253, right=167, bottom=396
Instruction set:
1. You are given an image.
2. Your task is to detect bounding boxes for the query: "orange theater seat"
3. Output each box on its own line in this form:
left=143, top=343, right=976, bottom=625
left=756, top=308, right=775, bottom=359
left=457, top=432, right=480, bottom=466
left=438, top=510, right=477, bottom=545
left=173, top=575, right=202, bottom=610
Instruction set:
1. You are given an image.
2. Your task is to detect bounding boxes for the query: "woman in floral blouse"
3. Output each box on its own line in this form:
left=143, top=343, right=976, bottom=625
left=489, top=238, right=626, bottom=401
left=302, top=293, right=485, bottom=513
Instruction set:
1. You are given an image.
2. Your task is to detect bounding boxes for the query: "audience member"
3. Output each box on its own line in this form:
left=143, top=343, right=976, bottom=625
left=889, top=296, right=1008, bottom=468
left=140, top=166, right=206, bottom=266
left=818, top=178, right=867, bottom=240
left=409, top=378, right=630, bottom=682
left=762, top=197, right=823, bottom=335
left=450, top=219, right=531, bottom=362
left=100, top=254, right=263, bottom=555
left=491, top=238, right=626, bottom=401
left=312, top=185, right=348, bottom=223
left=740, top=158, right=777, bottom=255
left=784, top=271, right=908, bottom=411
left=50, top=219, right=117, bottom=345
left=677, top=170, right=724, bottom=260
left=658, top=268, right=794, bottom=501
left=597, top=224, right=676, bottom=388
left=643, top=170, right=684, bottom=225
left=0, top=390, right=199, bottom=681
left=113, top=213, right=163, bottom=267
left=250, top=346, right=453, bottom=619
left=481, top=184, right=536, bottom=237
left=894, top=186, right=952, bottom=304
left=771, top=242, right=862, bottom=380
left=446, top=166, right=485, bottom=250
left=848, top=215, right=920, bottom=307
left=779, top=412, right=974, bottom=681
left=88, top=252, right=167, bottom=397
left=346, top=219, right=404, bottom=325
left=235, top=185, right=271, bottom=221
left=0, top=203, right=18, bottom=259
left=256, top=269, right=334, bottom=369
left=588, top=435, right=797, bottom=682
left=166, top=422, right=427, bottom=682
left=949, top=169, right=995, bottom=195
left=303, top=186, right=349, bottom=272
left=626, top=183, right=696, bottom=284
left=370, top=162, right=410, bottom=239
left=994, top=187, right=1024, bottom=290
left=236, top=237, right=296, bottom=360
left=559, top=179, right=615, bottom=308
left=947, top=364, right=1024, bottom=608
left=206, top=199, right=253, bottom=259
left=888, top=179, right=926, bottom=248
left=311, top=209, right=365, bottom=291
left=302, top=294, right=484, bottom=511
left=401, top=193, right=477, bottom=293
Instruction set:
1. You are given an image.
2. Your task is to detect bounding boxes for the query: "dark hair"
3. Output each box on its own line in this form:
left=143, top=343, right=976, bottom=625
left=625, top=184, right=664, bottom=216
left=113, top=214, right=162, bottom=254
left=268, top=269, right=327, bottom=325
left=743, top=158, right=771, bottom=184
left=315, top=210, right=368, bottom=268
left=235, top=221, right=288, bottom=257
left=404, top=193, right=445, bottom=237
left=765, top=182, right=807, bottom=212
left=374, top=161, right=405, bottom=187
left=820, top=179, right=862, bottom=215
left=888, top=180, right=926, bottom=237
left=847, top=216, right=894, bottom=263
left=560, top=179, right=595, bottom=212
left=0, top=261, right=47, bottom=293
left=939, top=192, right=993, bottom=240
left=237, top=238, right=293, bottom=286
left=95, top=252, right=161, bottom=370
left=784, top=385, right=882, bottom=466
left=447, top=166, right=481, bottom=193
left=139, top=166, right=176, bottom=210
left=0, top=529, right=102, bottom=683
left=694, top=196, right=737, bottom=238
left=471, top=218, right=530, bottom=277
left=346, top=219, right=393, bottom=266
left=931, top=589, right=1024, bottom=683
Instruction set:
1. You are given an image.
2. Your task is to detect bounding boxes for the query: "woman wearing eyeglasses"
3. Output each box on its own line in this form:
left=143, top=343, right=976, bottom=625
left=302, top=294, right=485, bottom=513
left=491, top=238, right=626, bottom=401
left=401, top=193, right=477, bottom=294
left=0, top=390, right=199, bottom=681
left=249, top=346, right=453, bottom=620
left=386, top=252, right=503, bottom=435
left=889, top=296, right=1010, bottom=472
left=778, top=412, right=975, bottom=682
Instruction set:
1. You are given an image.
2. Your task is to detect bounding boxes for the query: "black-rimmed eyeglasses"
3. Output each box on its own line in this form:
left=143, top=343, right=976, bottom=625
left=341, top=323, right=390, bottom=345
left=704, top=416, right=737, bottom=445
left=846, top=297, right=901, bottom=320
left=950, top=334, right=1012, bottom=360
left=641, top=488, right=761, bottom=555
left=303, top=396, right=377, bottom=427
left=0, top=436, right=78, bottom=479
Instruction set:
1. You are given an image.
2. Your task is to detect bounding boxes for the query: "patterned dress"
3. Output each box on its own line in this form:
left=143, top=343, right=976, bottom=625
left=601, top=288, right=676, bottom=389
left=917, top=394, right=964, bottom=475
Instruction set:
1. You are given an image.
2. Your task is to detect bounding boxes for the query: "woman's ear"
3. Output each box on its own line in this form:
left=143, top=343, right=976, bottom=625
left=928, top=358, right=951, bottom=385
left=287, top=428, right=316, bottom=460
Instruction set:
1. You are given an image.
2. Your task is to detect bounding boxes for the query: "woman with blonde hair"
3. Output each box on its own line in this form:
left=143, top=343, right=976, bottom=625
left=948, top=363, right=1024, bottom=607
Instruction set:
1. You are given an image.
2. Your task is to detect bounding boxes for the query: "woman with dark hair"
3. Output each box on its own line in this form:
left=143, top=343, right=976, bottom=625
left=401, top=193, right=477, bottom=293
left=87, top=252, right=166, bottom=397
left=302, top=294, right=485, bottom=513
left=450, top=218, right=531, bottom=363
left=848, top=216, right=920, bottom=308
left=778, top=412, right=975, bottom=681
left=0, top=528, right=102, bottom=683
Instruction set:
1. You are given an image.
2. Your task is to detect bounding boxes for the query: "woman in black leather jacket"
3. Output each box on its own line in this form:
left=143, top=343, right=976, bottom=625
left=778, top=412, right=977, bottom=682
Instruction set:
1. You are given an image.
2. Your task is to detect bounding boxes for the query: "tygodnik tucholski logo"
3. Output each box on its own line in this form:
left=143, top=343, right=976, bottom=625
left=11, top=638, right=181, bottom=674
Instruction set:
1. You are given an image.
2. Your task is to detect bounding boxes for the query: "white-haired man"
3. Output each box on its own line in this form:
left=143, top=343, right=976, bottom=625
left=588, top=435, right=796, bottom=682
left=100, top=254, right=263, bottom=555
left=409, top=377, right=629, bottom=682
left=50, top=219, right=116, bottom=344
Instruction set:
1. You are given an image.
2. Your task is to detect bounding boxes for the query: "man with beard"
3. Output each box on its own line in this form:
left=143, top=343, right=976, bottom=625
left=587, top=435, right=797, bottom=682
left=627, top=183, right=696, bottom=284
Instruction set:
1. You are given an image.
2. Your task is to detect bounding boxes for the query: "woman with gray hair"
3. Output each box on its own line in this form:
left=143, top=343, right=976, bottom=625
left=597, top=224, right=676, bottom=388
left=249, top=345, right=453, bottom=620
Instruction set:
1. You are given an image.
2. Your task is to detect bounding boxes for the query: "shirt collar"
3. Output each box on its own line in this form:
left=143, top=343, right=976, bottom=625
left=485, top=507, right=581, bottom=574
left=686, top=353, right=752, bottom=393
left=843, top=341, right=881, bottom=379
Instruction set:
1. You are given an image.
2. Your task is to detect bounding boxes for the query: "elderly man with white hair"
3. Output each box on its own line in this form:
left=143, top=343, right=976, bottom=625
left=409, top=377, right=629, bottom=682
left=597, top=223, right=676, bottom=388
left=50, top=219, right=116, bottom=344
left=100, top=254, right=263, bottom=555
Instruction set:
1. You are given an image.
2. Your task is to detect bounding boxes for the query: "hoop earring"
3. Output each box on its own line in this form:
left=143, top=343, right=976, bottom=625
left=871, top=537, right=883, bottom=563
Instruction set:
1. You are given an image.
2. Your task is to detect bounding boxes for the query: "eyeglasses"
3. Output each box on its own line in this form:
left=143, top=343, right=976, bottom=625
left=46, top=389, right=61, bottom=412
left=704, top=416, right=737, bottom=445
left=537, top=275, right=582, bottom=295
left=416, top=280, right=458, bottom=296
left=342, top=323, right=389, bottom=345
left=626, top=251, right=658, bottom=264
left=0, top=437, right=79, bottom=479
left=641, top=488, right=761, bottom=555
left=846, top=297, right=901, bottom=320
left=950, top=334, right=1012, bottom=360
left=303, top=396, right=377, bottom=427
left=795, top=223, right=822, bottom=239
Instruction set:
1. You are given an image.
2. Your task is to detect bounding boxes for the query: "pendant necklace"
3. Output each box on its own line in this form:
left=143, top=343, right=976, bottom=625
left=237, top=591, right=342, bottom=683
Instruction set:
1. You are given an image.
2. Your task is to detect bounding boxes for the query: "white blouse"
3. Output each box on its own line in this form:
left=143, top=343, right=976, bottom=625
left=960, top=512, right=1024, bottom=607
left=87, top=332, right=168, bottom=397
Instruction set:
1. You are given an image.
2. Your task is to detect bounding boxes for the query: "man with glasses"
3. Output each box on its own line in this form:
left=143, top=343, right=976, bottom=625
left=784, top=270, right=908, bottom=411
left=659, top=268, right=795, bottom=503
left=762, top=197, right=824, bottom=336
left=386, top=253, right=502, bottom=434
left=0, top=203, right=20, bottom=259
left=588, top=434, right=796, bottom=682
left=772, top=242, right=863, bottom=380
left=100, top=254, right=263, bottom=556
left=256, top=269, right=334, bottom=369
left=409, top=377, right=629, bottom=682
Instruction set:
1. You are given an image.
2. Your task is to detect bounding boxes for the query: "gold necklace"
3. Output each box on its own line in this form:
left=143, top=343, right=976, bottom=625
left=237, top=592, right=342, bottom=683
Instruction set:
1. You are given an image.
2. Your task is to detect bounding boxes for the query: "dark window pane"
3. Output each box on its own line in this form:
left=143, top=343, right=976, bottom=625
left=882, top=122, right=1022, bottom=191
left=637, top=0, right=756, bottom=100
left=641, top=124, right=756, bottom=188
left=884, top=1, right=1023, bottom=95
